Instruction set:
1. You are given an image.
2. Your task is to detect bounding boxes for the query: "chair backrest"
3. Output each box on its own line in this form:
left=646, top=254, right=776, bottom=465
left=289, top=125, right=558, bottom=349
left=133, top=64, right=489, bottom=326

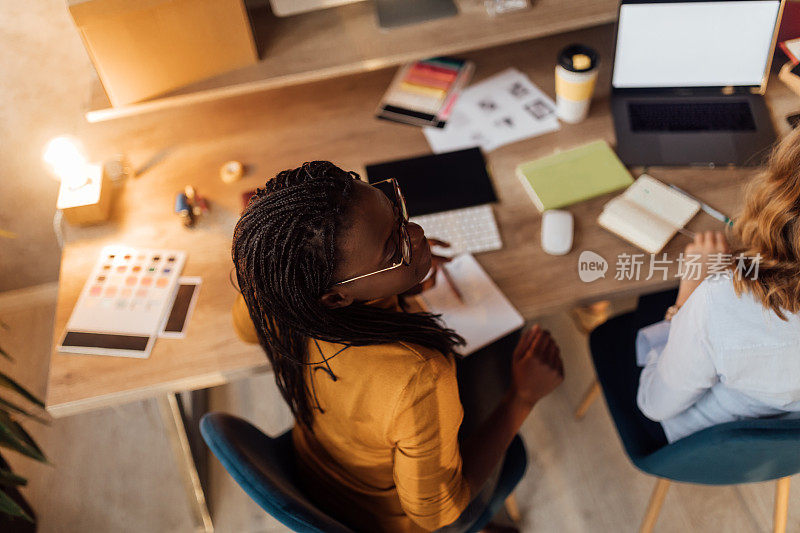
left=636, top=417, right=800, bottom=485
left=200, top=412, right=354, bottom=533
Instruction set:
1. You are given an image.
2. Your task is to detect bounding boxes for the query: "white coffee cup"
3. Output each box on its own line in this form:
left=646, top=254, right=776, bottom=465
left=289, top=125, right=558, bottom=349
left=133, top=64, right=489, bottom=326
left=555, top=44, right=599, bottom=124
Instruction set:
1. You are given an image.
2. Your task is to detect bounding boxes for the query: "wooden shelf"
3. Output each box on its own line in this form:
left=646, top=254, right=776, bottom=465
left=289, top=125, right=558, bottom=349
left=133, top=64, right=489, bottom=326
left=85, top=0, right=618, bottom=122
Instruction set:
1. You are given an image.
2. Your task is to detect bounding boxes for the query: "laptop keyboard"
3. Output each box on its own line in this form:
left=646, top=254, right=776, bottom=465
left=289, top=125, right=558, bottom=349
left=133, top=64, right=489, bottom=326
left=628, top=101, right=756, bottom=132
left=411, top=204, right=503, bottom=257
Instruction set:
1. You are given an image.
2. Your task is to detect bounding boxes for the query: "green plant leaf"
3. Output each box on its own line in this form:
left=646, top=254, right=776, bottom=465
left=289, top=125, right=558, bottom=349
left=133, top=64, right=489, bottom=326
left=0, top=468, right=26, bottom=488
left=0, top=345, right=11, bottom=362
left=0, top=412, right=46, bottom=463
left=0, top=425, right=41, bottom=462
left=8, top=420, right=47, bottom=464
left=0, top=395, right=49, bottom=425
left=0, top=373, right=43, bottom=408
left=0, top=487, right=32, bottom=522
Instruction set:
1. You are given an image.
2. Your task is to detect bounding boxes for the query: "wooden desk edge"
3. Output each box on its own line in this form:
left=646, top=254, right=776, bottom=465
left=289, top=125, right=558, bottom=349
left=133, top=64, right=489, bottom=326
left=45, top=360, right=271, bottom=418
left=45, top=277, right=679, bottom=418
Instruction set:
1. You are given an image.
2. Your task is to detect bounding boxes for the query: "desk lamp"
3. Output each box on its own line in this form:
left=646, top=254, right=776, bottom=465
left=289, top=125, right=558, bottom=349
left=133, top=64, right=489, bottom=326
left=43, top=137, right=113, bottom=225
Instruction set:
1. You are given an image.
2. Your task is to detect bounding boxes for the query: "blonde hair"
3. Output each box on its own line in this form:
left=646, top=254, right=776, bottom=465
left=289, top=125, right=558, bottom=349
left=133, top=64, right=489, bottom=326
left=732, top=127, right=800, bottom=320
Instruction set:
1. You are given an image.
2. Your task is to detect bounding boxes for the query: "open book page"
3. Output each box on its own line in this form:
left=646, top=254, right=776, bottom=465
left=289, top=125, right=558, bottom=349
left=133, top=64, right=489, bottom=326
left=598, top=175, right=701, bottom=254
left=417, top=254, right=524, bottom=356
left=624, top=175, right=700, bottom=228
left=598, top=197, right=679, bottom=254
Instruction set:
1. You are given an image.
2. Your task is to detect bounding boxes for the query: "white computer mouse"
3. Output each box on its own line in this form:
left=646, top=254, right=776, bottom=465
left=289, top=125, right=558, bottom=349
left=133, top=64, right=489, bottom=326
left=541, top=209, right=573, bottom=255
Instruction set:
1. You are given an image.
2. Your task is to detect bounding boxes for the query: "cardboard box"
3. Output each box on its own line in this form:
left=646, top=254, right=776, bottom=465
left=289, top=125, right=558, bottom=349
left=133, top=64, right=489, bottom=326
left=69, top=0, right=258, bottom=106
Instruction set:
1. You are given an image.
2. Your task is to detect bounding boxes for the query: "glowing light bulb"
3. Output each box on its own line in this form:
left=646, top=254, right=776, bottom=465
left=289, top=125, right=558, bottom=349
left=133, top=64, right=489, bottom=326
left=43, top=137, right=89, bottom=189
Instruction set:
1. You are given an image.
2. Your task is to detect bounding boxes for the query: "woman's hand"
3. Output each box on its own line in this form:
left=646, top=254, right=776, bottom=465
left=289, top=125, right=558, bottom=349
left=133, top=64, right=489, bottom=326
left=509, top=325, right=564, bottom=409
left=460, top=324, right=562, bottom=496
left=675, top=230, right=730, bottom=307
left=399, top=239, right=451, bottom=296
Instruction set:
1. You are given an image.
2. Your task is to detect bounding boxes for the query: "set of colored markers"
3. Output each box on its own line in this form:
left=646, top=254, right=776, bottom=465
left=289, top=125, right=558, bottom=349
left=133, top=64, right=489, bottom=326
left=376, top=56, right=474, bottom=128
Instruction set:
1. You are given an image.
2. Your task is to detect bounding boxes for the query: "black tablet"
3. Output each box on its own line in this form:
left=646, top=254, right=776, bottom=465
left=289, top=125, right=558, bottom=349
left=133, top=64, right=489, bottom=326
left=365, top=147, right=497, bottom=217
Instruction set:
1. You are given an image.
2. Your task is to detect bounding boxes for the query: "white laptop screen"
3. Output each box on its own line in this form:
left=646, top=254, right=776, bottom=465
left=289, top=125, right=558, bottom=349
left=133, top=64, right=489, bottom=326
left=612, top=1, right=781, bottom=89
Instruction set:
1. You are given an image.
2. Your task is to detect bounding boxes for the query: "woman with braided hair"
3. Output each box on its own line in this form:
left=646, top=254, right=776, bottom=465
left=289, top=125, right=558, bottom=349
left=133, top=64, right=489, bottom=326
left=232, top=161, right=563, bottom=532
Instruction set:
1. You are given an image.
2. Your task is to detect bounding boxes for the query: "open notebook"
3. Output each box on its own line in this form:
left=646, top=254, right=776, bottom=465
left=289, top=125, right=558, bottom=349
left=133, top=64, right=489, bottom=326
left=598, top=175, right=700, bottom=254
left=417, top=254, right=524, bottom=356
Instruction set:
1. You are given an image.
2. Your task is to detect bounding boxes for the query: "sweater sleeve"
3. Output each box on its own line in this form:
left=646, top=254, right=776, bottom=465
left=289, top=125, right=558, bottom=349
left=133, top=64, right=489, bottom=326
left=389, top=353, right=471, bottom=531
left=637, top=280, right=719, bottom=421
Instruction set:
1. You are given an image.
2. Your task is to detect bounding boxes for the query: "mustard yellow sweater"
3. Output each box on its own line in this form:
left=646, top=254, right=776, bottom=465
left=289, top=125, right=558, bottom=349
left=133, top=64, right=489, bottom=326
left=232, top=295, right=470, bottom=532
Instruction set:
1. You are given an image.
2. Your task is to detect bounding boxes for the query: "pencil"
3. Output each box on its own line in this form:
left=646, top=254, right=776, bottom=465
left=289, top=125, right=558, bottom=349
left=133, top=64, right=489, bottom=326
left=440, top=265, right=464, bottom=304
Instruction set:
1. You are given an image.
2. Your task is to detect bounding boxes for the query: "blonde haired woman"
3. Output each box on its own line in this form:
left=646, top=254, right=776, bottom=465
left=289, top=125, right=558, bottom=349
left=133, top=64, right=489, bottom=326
left=592, top=128, right=800, bottom=448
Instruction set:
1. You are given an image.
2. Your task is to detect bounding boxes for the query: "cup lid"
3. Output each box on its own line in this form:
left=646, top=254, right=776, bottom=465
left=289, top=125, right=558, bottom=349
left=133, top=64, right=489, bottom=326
left=558, top=44, right=599, bottom=73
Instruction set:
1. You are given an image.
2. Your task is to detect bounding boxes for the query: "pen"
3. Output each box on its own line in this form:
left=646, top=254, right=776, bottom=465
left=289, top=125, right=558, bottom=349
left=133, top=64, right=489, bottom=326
left=440, top=264, right=464, bottom=304
left=668, top=184, right=734, bottom=227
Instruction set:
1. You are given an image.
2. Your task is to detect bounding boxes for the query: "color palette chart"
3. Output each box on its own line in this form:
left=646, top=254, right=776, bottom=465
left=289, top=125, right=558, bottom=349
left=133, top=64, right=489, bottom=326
left=377, top=57, right=474, bottom=128
left=58, top=245, right=187, bottom=358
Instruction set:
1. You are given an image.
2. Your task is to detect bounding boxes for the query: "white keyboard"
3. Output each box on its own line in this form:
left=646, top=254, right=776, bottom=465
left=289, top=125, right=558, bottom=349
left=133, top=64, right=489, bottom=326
left=412, top=204, right=503, bottom=257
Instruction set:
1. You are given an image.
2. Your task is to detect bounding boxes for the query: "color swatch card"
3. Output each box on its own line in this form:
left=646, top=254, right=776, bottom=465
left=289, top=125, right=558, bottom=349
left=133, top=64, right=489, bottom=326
left=58, top=246, right=187, bottom=359
left=423, top=68, right=560, bottom=153
left=377, top=57, right=474, bottom=128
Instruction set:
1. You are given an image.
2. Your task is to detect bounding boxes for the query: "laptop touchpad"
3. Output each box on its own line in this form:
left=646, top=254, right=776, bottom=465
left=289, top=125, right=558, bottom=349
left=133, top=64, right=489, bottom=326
left=659, top=135, right=736, bottom=165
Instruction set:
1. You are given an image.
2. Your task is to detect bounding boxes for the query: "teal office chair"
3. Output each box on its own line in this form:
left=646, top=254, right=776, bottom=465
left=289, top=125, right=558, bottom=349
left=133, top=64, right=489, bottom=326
left=627, top=418, right=800, bottom=533
left=589, top=303, right=800, bottom=533
left=200, top=412, right=527, bottom=533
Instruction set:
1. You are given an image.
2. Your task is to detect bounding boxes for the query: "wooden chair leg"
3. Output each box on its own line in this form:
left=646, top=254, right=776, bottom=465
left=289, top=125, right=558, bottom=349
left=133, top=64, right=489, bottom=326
left=639, top=478, right=670, bottom=533
left=774, top=476, right=791, bottom=533
left=574, top=380, right=601, bottom=420
left=505, top=493, right=521, bottom=523
left=570, top=301, right=612, bottom=335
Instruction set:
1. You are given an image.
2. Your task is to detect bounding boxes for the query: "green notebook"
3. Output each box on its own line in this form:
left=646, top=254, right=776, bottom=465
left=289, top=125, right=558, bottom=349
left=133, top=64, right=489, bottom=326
left=516, top=140, right=633, bottom=212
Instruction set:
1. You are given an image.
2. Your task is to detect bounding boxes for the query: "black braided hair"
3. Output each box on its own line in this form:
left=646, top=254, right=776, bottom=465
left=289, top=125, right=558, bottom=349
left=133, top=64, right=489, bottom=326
left=232, top=161, right=464, bottom=429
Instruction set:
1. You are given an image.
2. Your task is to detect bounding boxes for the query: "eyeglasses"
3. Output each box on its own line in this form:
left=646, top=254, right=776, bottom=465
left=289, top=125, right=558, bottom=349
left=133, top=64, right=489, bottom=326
left=333, top=178, right=411, bottom=286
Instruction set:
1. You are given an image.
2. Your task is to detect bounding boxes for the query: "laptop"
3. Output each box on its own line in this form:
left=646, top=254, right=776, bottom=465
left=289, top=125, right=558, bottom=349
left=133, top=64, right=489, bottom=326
left=365, top=147, right=502, bottom=257
left=611, top=0, right=783, bottom=167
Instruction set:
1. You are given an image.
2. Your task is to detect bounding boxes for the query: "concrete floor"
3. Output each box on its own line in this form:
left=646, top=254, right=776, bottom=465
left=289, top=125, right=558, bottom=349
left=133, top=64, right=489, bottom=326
left=1, top=285, right=798, bottom=533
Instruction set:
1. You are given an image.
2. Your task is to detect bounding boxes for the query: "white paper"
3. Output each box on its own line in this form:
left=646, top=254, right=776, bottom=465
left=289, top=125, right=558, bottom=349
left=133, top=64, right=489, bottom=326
left=623, top=175, right=700, bottom=229
left=424, top=68, right=560, bottom=153
left=785, top=38, right=800, bottom=62
left=418, top=254, right=524, bottom=356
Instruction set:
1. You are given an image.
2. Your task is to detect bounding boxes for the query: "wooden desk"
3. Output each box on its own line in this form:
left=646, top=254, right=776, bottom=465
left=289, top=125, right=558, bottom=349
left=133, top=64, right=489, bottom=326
left=48, top=21, right=798, bottom=532
left=49, top=22, right=797, bottom=417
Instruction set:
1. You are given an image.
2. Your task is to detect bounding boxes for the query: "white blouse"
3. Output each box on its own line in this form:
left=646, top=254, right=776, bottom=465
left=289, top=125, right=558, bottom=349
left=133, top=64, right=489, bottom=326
left=636, top=273, right=800, bottom=442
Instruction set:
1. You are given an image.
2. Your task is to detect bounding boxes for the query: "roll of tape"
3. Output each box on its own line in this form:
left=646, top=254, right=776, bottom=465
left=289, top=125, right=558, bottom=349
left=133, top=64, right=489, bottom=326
left=220, top=160, right=244, bottom=183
